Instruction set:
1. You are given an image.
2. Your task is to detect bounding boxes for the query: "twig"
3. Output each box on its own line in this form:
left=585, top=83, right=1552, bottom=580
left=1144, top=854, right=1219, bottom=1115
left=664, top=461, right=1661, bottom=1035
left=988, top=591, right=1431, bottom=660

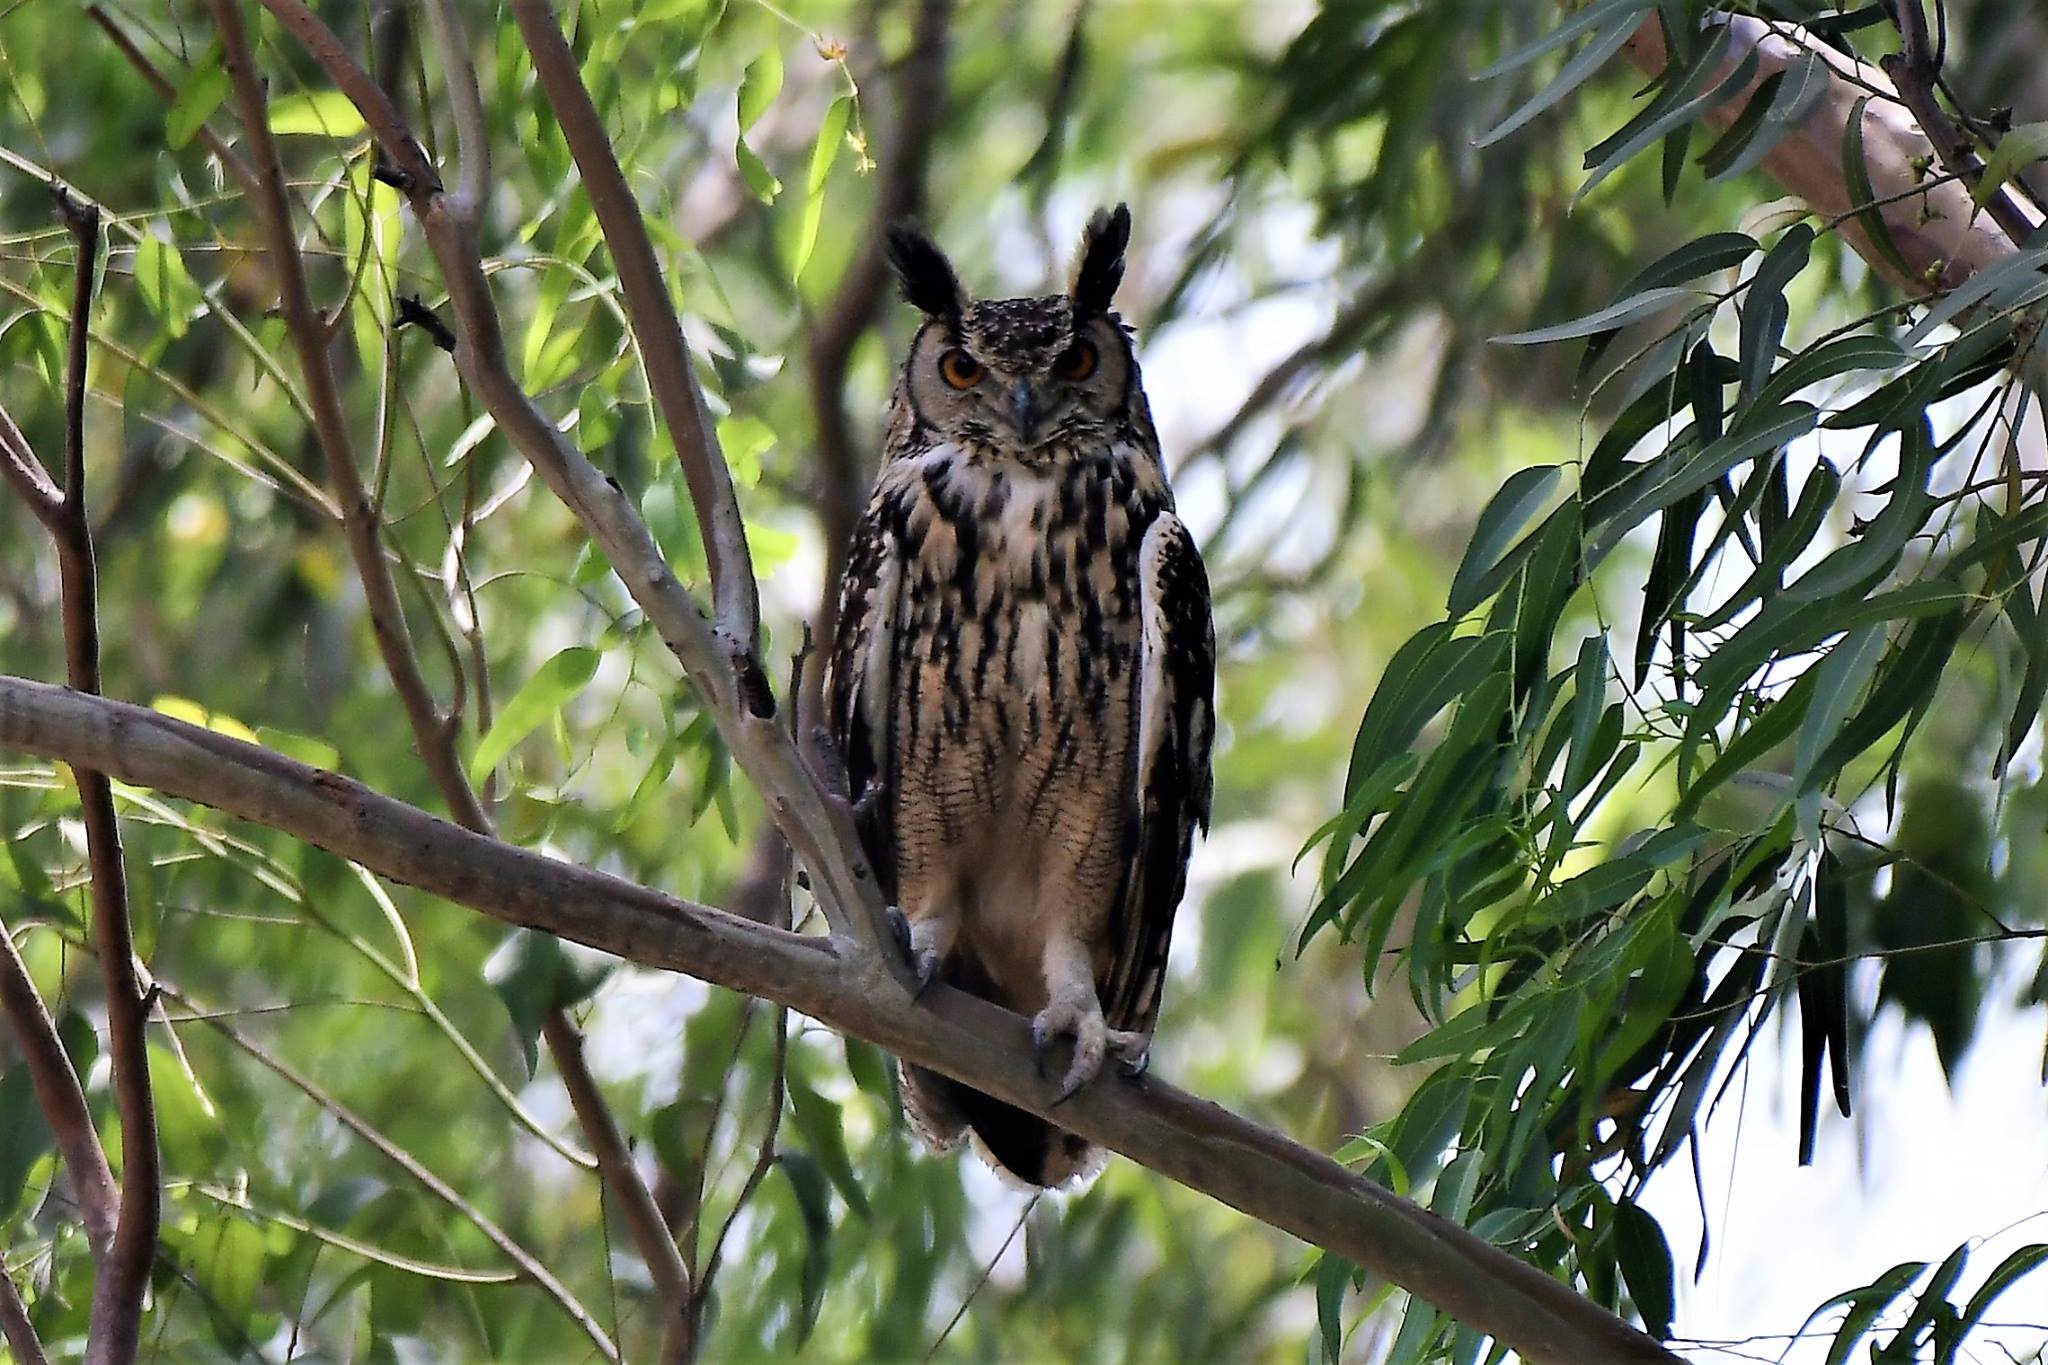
left=1879, top=0, right=2038, bottom=248
left=803, top=0, right=954, bottom=685
left=1617, top=14, right=2034, bottom=294
left=507, top=0, right=759, bottom=653
left=205, top=0, right=488, bottom=836
left=81, top=6, right=263, bottom=203
left=921, top=1192, right=1038, bottom=1364
left=248, top=0, right=908, bottom=967
left=0, top=678, right=1686, bottom=1365
left=27, top=183, right=164, bottom=1365
left=0, top=1264, right=50, bottom=1365
left=0, top=920, right=116, bottom=1257
left=693, top=1002, right=787, bottom=1318
left=540, top=1010, right=695, bottom=1361
left=159, top=983, right=622, bottom=1363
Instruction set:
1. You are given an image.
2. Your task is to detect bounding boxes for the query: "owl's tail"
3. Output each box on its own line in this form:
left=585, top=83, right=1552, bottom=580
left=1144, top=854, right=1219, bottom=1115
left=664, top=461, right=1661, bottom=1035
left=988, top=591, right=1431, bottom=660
left=899, top=1063, right=1103, bottom=1188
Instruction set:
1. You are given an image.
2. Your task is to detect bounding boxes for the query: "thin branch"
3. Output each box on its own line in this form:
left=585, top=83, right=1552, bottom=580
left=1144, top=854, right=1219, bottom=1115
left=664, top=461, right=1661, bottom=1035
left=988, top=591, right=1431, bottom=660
left=803, top=0, right=954, bottom=691
left=0, top=919, right=117, bottom=1257
left=0, top=678, right=1685, bottom=1365
left=205, top=5, right=686, bottom=1335
left=693, top=1001, right=786, bottom=1314
left=205, top=0, right=488, bottom=836
left=1880, top=0, right=2038, bottom=248
left=28, top=184, right=164, bottom=1365
left=248, top=0, right=906, bottom=966
left=539, top=1010, right=694, bottom=1359
left=158, top=983, right=621, bottom=1363
left=921, top=1192, right=1038, bottom=1364
left=507, top=0, right=759, bottom=651
left=0, top=1264, right=50, bottom=1365
left=81, top=6, right=263, bottom=203
left=1618, top=14, right=2037, bottom=294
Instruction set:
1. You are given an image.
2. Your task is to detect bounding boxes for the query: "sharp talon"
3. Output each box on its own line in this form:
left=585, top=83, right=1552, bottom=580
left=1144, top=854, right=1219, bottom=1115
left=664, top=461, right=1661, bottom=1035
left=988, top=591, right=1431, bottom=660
left=887, top=907, right=912, bottom=958
left=912, top=950, right=940, bottom=999
left=1115, top=1048, right=1150, bottom=1079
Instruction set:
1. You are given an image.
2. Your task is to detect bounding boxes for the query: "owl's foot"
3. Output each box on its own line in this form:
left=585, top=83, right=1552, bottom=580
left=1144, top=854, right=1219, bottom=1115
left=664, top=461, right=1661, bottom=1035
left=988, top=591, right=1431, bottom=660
left=1107, top=1029, right=1151, bottom=1078
left=888, top=908, right=945, bottom=998
left=1031, top=995, right=1107, bottom=1104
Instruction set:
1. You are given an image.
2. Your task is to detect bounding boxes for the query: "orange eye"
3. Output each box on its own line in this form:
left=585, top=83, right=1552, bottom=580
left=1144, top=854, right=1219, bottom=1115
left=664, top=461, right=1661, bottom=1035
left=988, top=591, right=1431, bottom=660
left=1054, top=340, right=1098, bottom=381
left=938, top=348, right=983, bottom=389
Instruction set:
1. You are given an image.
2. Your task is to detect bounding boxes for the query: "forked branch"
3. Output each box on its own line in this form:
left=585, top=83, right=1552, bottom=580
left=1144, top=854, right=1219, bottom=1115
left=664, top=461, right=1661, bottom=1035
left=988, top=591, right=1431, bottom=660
left=0, top=676, right=1683, bottom=1365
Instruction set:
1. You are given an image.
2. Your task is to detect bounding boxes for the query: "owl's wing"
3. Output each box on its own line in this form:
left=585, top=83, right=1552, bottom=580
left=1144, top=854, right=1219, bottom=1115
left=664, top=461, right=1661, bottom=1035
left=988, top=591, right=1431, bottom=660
left=1102, top=510, right=1214, bottom=1035
left=825, top=495, right=904, bottom=896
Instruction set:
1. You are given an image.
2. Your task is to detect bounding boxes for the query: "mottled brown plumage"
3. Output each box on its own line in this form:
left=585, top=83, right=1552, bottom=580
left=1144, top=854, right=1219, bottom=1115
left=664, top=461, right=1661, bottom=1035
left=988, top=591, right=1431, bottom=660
left=827, top=206, right=1214, bottom=1187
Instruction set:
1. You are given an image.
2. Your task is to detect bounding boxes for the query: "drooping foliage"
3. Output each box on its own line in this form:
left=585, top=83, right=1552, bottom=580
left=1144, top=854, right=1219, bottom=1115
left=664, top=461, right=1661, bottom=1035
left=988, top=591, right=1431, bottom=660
left=0, top=1, right=2044, bottom=1362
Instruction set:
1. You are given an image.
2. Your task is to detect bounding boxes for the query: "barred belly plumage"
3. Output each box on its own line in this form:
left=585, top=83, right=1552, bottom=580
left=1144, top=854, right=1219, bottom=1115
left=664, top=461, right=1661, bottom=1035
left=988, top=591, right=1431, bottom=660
left=825, top=206, right=1213, bottom=1187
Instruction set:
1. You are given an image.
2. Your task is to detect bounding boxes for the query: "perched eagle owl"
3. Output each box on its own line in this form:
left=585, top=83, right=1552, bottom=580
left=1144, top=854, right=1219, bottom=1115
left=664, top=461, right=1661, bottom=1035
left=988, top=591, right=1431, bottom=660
left=825, top=206, right=1214, bottom=1187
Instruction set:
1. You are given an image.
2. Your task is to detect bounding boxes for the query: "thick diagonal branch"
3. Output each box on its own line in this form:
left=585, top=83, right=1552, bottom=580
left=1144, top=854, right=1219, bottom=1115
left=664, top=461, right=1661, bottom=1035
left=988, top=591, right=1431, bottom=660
left=245, top=0, right=904, bottom=967
left=1618, top=15, right=2038, bottom=294
left=204, top=2, right=691, bottom=1329
left=0, top=678, right=1683, bottom=1365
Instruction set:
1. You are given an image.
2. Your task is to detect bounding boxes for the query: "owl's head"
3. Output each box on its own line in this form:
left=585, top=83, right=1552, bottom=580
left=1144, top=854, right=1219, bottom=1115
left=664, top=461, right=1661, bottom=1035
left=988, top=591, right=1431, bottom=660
left=884, top=205, right=1139, bottom=454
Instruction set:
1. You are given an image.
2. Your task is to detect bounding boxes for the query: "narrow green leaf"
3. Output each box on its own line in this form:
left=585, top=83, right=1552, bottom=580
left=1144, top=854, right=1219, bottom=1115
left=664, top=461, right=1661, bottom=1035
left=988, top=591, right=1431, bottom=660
left=1951, top=1242, right=2048, bottom=1353
left=1314, top=1254, right=1352, bottom=1362
left=793, top=95, right=853, bottom=280
left=1706, top=52, right=1829, bottom=182
left=266, top=90, right=368, bottom=137
left=1472, top=11, right=1640, bottom=149
left=1842, top=95, right=1919, bottom=284
left=1790, top=623, right=1887, bottom=794
left=1471, top=0, right=1651, bottom=80
left=1974, top=121, right=2048, bottom=209
left=1613, top=1203, right=1676, bottom=1339
left=776, top=1151, right=832, bottom=1346
left=737, top=46, right=783, bottom=131
left=736, top=138, right=782, bottom=203
left=132, top=234, right=202, bottom=340
left=1493, top=286, right=1708, bottom=346
left=1739, top=224, right=1814, bottom=402
left=1575, top=35, right=1759, bottom=206
left=786, top=1055, right=871, bottom=1219
left=166, top=44, right=230, bottom=150
left=1448, top=465, right=1562, bottom=614
left=469, top=646, right=601, bottom=784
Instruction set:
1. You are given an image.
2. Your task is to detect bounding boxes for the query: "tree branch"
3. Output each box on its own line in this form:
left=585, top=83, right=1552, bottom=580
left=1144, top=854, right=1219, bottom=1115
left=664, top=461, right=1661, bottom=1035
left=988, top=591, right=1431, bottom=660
left=0, top=1264, right=50, bottom=1365
left=204, top=5, right=691, bottom=1332
left=804, top=0, right=954, bottom=683
left=0, top=920, right=116, bottom=1258
left=164, top=984, right=620, bottom=1363
left=1880, top=0, right=2039, bottom=248
left=10, top=184, right=165, bottom=1365
left=538, top=1010, right=694, bottom=1359
left=1618, top=15, right=2038, bottom=295
left=247, top=0, right=906, bottom=968
left=0, top=678, right=1683, bottom=1365
left=508, top=0, right=760, bottom=653
left=206, top=0, right=489, bottom=836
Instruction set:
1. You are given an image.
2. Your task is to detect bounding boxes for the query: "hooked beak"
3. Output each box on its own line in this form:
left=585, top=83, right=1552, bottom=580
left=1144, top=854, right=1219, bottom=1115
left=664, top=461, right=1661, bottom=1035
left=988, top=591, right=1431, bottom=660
left=1006, top=381, right=1041, bottom=445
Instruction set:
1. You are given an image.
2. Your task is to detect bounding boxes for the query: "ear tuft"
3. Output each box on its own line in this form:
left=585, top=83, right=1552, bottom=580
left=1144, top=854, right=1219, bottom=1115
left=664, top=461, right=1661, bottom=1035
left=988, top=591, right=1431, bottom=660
left=1070, top=203, right=1132, bottom=315
left=883, top=221, right=965, bottom=319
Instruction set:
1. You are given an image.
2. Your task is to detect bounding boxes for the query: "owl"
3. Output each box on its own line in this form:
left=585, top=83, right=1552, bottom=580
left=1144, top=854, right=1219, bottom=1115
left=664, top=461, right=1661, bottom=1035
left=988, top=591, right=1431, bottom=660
left=824, top=205, right=1215, bottom=1187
